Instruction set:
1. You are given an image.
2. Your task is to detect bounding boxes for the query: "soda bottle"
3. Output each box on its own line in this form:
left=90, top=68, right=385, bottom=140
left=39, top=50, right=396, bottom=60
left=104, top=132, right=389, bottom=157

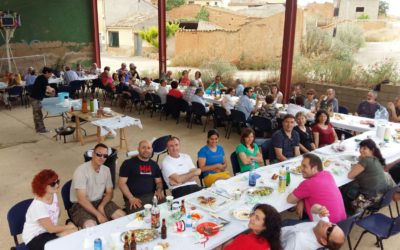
left=123, top=235, right=129, bottom=250
left=130, top=232, right=136, bottom=250
left=285, top=166, right=291, bottom=186
left=82, top=98, right=88, bottom=113
left=161, top=218, right=167, bottom=239
left=94, top=238, right=102, bottom=250
left=248, top=160, right=256, bottom=187
left=180, top=199, right=186, bottom=215
left=151, top=196, right=160, bottom=229
left=89, top=97, right=94, bottom=112
left=278, top=166, right=286, bottom=193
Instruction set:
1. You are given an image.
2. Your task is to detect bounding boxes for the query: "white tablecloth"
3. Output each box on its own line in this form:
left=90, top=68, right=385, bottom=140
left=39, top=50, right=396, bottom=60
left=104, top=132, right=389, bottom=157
left=91, top=116, right=143, bottom=136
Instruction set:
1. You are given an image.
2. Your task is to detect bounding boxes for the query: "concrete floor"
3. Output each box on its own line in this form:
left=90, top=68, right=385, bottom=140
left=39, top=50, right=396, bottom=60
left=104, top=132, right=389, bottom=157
left=0, top=102, right=399, bottom=249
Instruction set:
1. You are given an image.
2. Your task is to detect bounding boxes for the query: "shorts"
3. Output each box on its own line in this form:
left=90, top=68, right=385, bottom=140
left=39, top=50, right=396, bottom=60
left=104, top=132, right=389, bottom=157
left=124, top=193, right=166, bottom=214
left=203, top=171, right=231, bottom=187
left=70, top=199, right=121, bottom=228
left=27, top=232, right=58, bottom=250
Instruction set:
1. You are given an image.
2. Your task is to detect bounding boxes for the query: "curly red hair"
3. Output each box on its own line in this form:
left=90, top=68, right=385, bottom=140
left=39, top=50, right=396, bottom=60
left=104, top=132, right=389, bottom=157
left=31, top=169, right=59, bottom=197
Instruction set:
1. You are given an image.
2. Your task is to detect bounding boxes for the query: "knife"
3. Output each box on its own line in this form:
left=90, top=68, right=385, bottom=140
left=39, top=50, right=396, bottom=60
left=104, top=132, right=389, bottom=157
left=209, top=212, right=230, bottom=225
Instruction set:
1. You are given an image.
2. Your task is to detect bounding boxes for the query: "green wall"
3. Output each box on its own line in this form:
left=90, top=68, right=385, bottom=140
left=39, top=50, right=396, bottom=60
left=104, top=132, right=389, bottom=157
left=0, top=0, right=93, bottom=45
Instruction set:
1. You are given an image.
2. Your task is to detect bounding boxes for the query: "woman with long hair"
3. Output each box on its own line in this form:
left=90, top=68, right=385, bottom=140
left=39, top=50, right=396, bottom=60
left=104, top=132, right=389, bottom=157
left=197, top=129, right=231, bottom=187
left=22, top=169, right=77, bottom=250
left=312, top=110, right=338, bottom=148
left=347, top=139, right=394, bottom=201
left=224, top=204, right=283, bottom=250
left=270, top=84, right=283, bottom=104
left=235, top=128, right=264, bottom=173
left=294, top=112, right=315, bottom=153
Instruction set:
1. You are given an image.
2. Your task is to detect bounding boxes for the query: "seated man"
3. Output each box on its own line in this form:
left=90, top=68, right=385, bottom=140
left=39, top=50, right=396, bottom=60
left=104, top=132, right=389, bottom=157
left=356, top=91, right=380, bottom=118
left=319, top=88, right=339, bottom=113
left=192, top=88, right=213, bottom=113
left=286, top=153, right=346, bottom=224
left=272, top=114, right=300, bottom=162
left=63, top=66, right=79, bottom=84
left=161, top=136, right=202, bottom=198
left=237, top=87, right=260, bottom=122
left=156, top=79, right=168, bottom=104
left=289, top=84, right=305, bottom=105
left=118, top=140, right=164, bottom=213
left=388, top=95, right=400, bottom=123
left=70, top=143, right=125, bottom=228
left=167, top=80, right=183, bottom=99
left=205, top=75, right=225, bottom=93
left=282, top=204, right=345, bottom=250
left=183, top=80, right=197, bottom=103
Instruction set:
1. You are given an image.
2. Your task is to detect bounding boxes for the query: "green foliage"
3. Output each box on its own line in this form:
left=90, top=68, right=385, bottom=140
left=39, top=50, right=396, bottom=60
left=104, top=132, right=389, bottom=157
left=199, top=58, right=238, bottom=85
left=335, top=23, right=365, bottom=51
left=301, top=24, right=332, bottom=57
left=353, top=59, right=400, bottom=86
left=139, top=23, right=180, bottom=48
left=357, top=14, right=369, bottom=19
left=196, top=7, right=210, bottom=21
left=166, top=0, right=185, bottom=11
left=379, top=1, right=389, bottom=16
left=330, top=40, right=354, bottom=62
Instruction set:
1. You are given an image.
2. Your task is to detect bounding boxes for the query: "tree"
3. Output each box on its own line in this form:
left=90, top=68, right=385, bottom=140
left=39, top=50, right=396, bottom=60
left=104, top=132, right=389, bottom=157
left=196, top=6, right=209, bottom=21
left=379, top=1, right=389, bottom=16
left=139, top=23, right=180, bottom=48
left=166, top=0, right=185, bottom=11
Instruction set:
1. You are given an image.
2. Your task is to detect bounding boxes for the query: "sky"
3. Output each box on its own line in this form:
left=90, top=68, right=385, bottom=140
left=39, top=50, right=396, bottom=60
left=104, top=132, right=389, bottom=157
left=297, top=0, right=400, bottom=17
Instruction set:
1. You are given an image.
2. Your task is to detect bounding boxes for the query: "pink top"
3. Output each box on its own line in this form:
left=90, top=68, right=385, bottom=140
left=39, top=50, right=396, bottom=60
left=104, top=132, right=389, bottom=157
left=224, top=232, right=270, bottom=250
left=180, top=77, right=190, bottom=86
left=293, top=171, right=346, bottom=223
left=312, top=123, right=335, bottom=147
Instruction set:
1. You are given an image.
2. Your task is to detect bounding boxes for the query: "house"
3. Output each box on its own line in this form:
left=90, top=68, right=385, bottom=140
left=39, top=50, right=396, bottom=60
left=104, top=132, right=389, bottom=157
left=168, top=4, right=304, bottom=66
left=187, top=0, right=224, bottom=8
left=334, top=0, right=379, bottom=19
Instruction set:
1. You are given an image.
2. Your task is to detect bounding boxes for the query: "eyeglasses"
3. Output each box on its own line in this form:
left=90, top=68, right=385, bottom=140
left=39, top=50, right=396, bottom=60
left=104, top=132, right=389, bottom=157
left=95, top=152, right=108, bottom=159
left=326, top=224, right=336, bottom=243
left=49, top=179, right=60, bottom=187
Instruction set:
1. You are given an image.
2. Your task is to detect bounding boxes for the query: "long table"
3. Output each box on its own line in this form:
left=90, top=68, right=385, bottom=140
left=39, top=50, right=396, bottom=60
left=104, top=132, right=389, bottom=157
left=45, top=129, right=400, bottom=250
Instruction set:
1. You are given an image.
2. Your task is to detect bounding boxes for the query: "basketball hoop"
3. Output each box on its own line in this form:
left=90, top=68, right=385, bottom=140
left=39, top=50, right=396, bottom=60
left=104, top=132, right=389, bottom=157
left=0, top=10, right=21, bottom=73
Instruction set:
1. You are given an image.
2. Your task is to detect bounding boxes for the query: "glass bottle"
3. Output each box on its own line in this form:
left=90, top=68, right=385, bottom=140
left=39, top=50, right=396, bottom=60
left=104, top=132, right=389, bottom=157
left=82, top=98, right=88, bottom=113
left=129, top=232, right=136, bottom=250
left=180, top=199, right=186, bottom=215
left=278, top=166, right=286, bottom=193
left=248, top=160, right=256, bottom=187
left=123, top=235, right=129, bottom=250
left=151, top=195, right=160, bottom=229
left=285, top=165, right=291, bottom=186
left=89, top=97, right=94, bottom=112
left=161, top=218, right=167, bottom=239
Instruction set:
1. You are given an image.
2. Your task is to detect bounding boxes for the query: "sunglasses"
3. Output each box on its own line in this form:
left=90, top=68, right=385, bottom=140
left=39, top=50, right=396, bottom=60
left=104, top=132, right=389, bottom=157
left=95, top=152, right=109, bottom=159
left=49, top=179, right=60, bottom=187
left=326, top=224, right=336, bottom=243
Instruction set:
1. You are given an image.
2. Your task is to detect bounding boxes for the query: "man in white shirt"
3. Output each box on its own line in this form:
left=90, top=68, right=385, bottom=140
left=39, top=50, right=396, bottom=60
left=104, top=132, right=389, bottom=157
left=192, top=88, right=212, bottom=113
left=156, top=79, right=168, bottom=104
left=63, top=66, right=79, bottom=84
left=161, top=136, right=202, bottom=198
left=281, top=204, right=345, bottom=250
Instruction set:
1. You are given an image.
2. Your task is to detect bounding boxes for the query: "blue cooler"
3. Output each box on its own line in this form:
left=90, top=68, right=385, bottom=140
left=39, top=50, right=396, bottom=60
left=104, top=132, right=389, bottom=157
left=58, top=92, right=69, bottom=101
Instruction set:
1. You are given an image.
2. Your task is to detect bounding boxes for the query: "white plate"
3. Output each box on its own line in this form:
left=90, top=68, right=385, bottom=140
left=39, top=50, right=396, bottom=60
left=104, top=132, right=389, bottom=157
left=232, top=208, right=251, bottom=220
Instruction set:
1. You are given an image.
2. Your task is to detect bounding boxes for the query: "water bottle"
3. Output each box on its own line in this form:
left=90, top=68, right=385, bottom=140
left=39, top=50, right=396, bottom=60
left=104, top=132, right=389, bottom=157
left=249, top=160, right=256, bottom=187
left=278, top=166, right=286, bottom=193
left=186, top=213, right=192, bottom=228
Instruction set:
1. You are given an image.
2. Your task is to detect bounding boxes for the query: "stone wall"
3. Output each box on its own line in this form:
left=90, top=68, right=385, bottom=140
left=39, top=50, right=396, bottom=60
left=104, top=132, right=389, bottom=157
left=303, top=82, right=399, bottom=113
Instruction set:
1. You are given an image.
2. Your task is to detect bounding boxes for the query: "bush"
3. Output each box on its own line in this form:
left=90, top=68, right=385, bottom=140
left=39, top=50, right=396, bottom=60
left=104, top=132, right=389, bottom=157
left=301, top=24, right=332, bottom=58
left=354, top=58, right=400, bottom=87
left=199, top=59, right=238, bottom=85
left=335, top=23, right=365, bottom=51
left=196, top=7, right=209, bottom=21
left=139, top=23, right=180, bottom=48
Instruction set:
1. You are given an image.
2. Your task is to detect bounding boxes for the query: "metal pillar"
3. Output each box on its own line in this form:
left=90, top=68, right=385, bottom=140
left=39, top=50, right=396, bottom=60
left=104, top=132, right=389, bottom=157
left=279, top=0, right=297, bottom=104
left=158, top=0, right=167, bottom=78
left=92, top=0, right=101, bottom=67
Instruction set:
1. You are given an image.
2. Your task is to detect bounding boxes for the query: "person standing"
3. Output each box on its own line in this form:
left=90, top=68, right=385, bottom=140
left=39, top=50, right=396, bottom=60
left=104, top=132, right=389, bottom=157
left=29, top=67, right=55, bottom=133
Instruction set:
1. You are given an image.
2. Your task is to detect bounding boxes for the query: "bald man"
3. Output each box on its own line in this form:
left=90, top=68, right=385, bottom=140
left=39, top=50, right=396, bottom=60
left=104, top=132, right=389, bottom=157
left=356, top=91, right=380, bottom=118
left=282, top=204, right=345, bottom=250
left=118, top=140, right=164, bottom=213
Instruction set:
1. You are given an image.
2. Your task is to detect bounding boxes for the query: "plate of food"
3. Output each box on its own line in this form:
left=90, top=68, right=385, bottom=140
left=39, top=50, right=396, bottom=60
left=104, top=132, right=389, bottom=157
left=289, top=165, right=302, bottom=175
left=196, top=222, right=220, bottom=236
left=120, top=229, right=158, bottom=244
left=247, top=187, right=274, bottom=197
left=323, top=159, right=332, bottom=168
left=232, top=208, right=251, bottom=220
left=190, top=210, right=204, bottom=221
left=187, top=190, right=233, bottom=213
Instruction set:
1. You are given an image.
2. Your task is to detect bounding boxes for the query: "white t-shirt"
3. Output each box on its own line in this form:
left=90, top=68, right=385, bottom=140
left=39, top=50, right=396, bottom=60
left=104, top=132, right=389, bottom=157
left=161, top=154, right=197, bottom=190
left=70, top=161, right=113, bottom=202
left=222, top=94, right=236, bottom=115
left=157, top=86, right=168, bottom=104
left=281, top=216, right=328, bottom=250
left=22, top=194, right=60, bottom=244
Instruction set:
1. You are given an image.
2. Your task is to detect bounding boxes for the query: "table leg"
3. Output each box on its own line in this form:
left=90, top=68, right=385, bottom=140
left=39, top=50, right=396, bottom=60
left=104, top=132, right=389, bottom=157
left=119, top=128, right=128, bottom=152
left=75, top=116, right=84, bottom=145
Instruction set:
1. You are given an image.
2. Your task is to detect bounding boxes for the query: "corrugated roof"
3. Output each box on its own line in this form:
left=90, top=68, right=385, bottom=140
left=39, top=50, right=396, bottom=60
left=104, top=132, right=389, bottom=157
left=107, top=13, right=157, bottom=28
left=235, top=4, right=285, bottom=18
left=197, top=20, right=225, bottom=31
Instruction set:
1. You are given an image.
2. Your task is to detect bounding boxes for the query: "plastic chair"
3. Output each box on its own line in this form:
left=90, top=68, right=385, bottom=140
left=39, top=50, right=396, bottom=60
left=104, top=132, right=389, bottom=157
left=260, top=138, right=274, bottom=165
left=335, top=128, right=353, bottom=140
left=337, top=212, right=362, bottom=250
left=354, top=213, right=400, bottom=250
left=188, top=102, right=211, bottom=132
left=196, top=160, right=205, bottom=187
left=152, top=135, right=171, bottom=163
left=7, top=198, right=33, bottom=249
left=150, top=93, right=164, bottom=118
left=24, top=85, right=34, bottom=108
left=61, top=180, right=73, bottom=224
left=213, top=105, right=230, bottom=135
left=252, top=116, right=272, bottom=138
left=226, top=109, right=247, bottom=139
left=140, top=92, right=154, bottom=115
left=362, top=185, right=399, bottom=218
left=230, top=152, right=241, bottom=176
left=7, top=85, right=24, bottom=109
left=128, top=90, right=142, bottom=113
left=165, top=95, right=181, bottom=122
left=339, top=106, right=349, bottom=115
left=68, top=80, right=83, bottom=99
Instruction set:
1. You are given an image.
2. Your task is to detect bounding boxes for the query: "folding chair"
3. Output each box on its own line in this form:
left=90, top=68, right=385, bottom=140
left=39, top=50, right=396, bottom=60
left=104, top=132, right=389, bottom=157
left=7, top=198, right=33, bottom=250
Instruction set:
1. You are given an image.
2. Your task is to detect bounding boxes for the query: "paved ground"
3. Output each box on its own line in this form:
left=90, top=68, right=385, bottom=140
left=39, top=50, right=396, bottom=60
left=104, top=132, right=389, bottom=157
left=1, top=100, right=399, bottom=249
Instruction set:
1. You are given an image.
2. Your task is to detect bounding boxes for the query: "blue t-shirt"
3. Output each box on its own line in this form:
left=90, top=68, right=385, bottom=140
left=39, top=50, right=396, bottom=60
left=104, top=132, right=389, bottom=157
left=198, top=145, right=225, bottom=177
left=272, top=129, right=300, bottom=159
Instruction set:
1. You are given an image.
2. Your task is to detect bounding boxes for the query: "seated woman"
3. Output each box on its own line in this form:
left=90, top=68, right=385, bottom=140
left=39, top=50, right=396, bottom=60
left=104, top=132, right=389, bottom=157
left=221, top=87, right=236, bottom=115
left=270, top=84, right=283, bottom=104
left=168, top=80, right=183, bottom=99
left=259, top=95, right=278, bottom=129
left=224, top=204, right=282, bottom=250
left=179, top=70, right=190, bottom=86
left=100, top=66, right=113, bottom=90
left=294, top=112, right=315, bottom=153
left=198, top=129, right=231, bottom=187
left=312, top=110, right=337, bottom=148
left=235, top=128, right=264, bottom=173
left=22, top=170, right=77, bottom=250
left=346, top=139, right=395, bottom=212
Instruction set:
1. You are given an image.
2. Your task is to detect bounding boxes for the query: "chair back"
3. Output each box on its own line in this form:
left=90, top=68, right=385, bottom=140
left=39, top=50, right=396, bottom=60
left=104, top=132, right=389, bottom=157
left=7, top=198, right=33, bottom=245
left=151, top=93, right=162, bottom=104
left=191, top=102, right=206, bottom=116
left=337, top=212, right=361, bottom=237
left=69, top=80, right=82, bottom=91
left=260, top=139, right=274, bottom=164
left=378, top=186, right=399, bottom=208
left=196, top=160, right=205, bottom=187
left=214, top=105, right=229, bottom=121
left=25, top=85, right=34, bottom=95
left=8, top=86, right=24, bottom=96
left=130, top=89, right=141, bottom=102
left=152, top=135, right=171, bottom=154
left=339, top=106, right=349, bottom=114
left=230, top=152, right=241, bottom=175
left=230, top=109, right=246, bottom=123
left=335, top=129, right=353, bottom=139
left=61, top=180, right=73, bottom=211
left=252, top=116, right=272, bottom=134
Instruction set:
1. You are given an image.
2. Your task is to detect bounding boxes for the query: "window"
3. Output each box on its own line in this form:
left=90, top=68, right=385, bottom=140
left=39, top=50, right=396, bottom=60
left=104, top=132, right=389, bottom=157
left=108, top=31, right=119, bottom=48
left=355, top=7, right=364, bottom=12
left=334, top=7, right=339, bottom=16
left=214, top=1, right=218, bottom=5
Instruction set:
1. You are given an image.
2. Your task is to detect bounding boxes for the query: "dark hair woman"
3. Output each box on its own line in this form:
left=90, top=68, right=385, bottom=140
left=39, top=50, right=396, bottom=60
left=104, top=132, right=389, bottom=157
left=235, top=128, right=263, bottom=173
left=312, top=110, right=338, bottom=148
left=22, top=170, right=77, bottom=250
left=224, top=204, right=283, bottom=250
